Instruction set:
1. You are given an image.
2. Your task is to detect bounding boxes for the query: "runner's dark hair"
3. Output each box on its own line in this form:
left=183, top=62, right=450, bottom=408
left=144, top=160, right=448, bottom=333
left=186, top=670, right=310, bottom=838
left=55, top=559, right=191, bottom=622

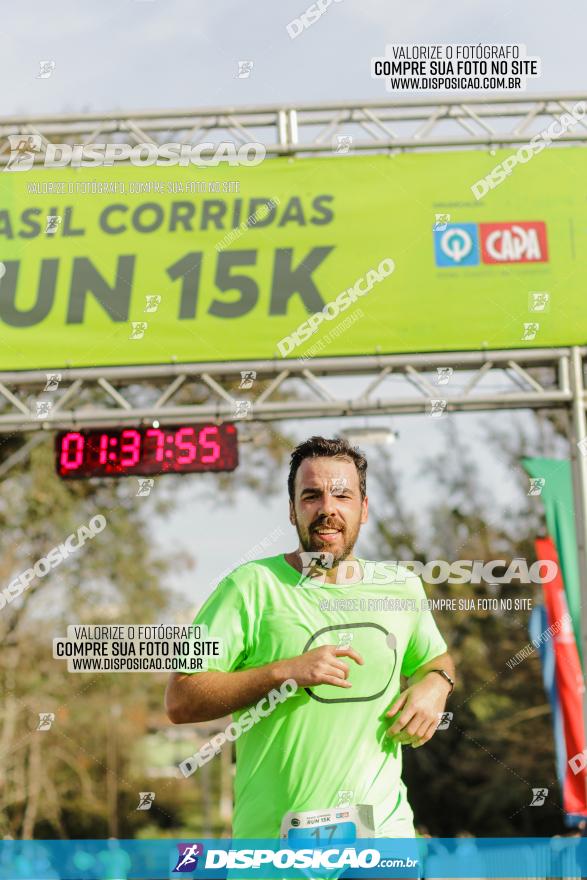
left=288, top=436, right=367, bottom=501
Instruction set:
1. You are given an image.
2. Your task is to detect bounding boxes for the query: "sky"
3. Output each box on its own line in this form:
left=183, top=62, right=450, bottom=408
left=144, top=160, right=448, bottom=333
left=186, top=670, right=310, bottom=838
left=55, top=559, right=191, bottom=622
left=2, top=0, right=583, bottom=611
left=1, top=0, right=585, bottom=115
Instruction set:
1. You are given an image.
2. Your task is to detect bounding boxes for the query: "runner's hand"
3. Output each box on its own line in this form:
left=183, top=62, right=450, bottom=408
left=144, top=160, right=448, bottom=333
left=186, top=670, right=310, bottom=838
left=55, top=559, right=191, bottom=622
left=385, top=676, right=449, bottom=748
left=279, top=645, right=364, bottom=689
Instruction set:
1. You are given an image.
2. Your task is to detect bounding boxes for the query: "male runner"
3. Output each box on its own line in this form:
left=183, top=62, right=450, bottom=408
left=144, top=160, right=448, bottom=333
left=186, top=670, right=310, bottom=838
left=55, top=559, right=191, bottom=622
left=165, top=436, right=455, bottom=839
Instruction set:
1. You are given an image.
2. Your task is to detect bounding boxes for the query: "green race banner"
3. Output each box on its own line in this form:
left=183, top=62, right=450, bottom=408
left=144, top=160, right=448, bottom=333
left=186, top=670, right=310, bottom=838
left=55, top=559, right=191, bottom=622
left=522, top=456, right=582, bottom=663
left=0, top=147, right=586, bottom=370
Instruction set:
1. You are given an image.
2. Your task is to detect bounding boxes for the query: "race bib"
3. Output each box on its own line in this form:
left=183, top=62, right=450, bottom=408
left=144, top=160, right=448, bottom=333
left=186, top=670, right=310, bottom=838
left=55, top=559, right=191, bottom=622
left=280, top=805, right=375, bottom=842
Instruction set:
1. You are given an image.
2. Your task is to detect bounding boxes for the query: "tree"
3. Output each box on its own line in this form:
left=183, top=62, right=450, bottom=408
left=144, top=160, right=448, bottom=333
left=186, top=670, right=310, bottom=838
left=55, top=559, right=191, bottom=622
left=0, top=438, right=187, bottom=838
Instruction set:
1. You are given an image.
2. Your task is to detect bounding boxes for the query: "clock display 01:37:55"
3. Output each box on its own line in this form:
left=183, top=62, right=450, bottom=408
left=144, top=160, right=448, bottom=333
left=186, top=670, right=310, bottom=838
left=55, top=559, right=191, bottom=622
left=55, top=423, right=238, bottom=478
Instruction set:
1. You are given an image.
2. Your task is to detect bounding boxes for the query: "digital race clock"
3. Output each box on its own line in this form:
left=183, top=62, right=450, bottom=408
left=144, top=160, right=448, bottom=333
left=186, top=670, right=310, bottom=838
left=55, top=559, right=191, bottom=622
left=56, top=423, right=238, bottom=479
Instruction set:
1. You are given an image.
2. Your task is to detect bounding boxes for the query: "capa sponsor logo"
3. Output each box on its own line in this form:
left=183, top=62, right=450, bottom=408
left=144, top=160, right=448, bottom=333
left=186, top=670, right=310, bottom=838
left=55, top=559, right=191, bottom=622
left=434, top=221, right=548, bottom=267
left=480, top=221, right=548, bottom=264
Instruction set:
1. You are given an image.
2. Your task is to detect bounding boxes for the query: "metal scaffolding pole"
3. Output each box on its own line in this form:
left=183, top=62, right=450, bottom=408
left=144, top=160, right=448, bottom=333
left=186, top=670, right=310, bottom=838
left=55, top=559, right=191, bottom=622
left=0, top=347, right=576, bottom=432
left=1, top=93, right=587, bottom=162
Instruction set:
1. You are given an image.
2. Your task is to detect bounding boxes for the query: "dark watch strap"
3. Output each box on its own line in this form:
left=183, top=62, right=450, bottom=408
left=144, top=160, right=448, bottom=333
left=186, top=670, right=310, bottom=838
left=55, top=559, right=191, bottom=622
left=427, top=668, right=455, bottom=695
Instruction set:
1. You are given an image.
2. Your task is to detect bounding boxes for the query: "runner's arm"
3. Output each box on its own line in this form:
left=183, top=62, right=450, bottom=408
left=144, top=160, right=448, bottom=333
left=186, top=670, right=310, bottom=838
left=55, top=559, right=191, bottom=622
left=407, top=650, right=455, bottom=688
left=165, top=663, right=288, bottom=723
left=165, top=644, right=364, bottom=723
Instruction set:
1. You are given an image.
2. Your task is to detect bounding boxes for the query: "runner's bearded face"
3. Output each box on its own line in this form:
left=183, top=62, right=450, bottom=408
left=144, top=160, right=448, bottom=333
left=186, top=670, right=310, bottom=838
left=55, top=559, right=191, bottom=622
left=289, top=457, right=368, bottom=565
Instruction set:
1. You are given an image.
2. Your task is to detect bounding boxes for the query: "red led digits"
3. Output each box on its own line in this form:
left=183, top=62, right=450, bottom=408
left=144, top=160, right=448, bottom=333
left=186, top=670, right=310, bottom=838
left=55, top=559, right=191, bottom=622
left=60, top=432, right=85, bottom=471
left=145, top=428, right=166, bottom=462
left=56, top=423, right=238, bottom=479
left=175, top=427, right=197, bottom=464
left=199, top=426, right=221, bottom=463
left=119, top=429, right=141, bottom=467
left=98, top=433, right=109, bottom=465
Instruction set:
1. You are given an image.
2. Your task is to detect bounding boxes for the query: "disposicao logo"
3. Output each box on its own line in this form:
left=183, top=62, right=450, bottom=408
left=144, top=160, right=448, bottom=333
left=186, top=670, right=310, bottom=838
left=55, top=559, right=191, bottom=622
left=434, top=221, right=547, bottom=267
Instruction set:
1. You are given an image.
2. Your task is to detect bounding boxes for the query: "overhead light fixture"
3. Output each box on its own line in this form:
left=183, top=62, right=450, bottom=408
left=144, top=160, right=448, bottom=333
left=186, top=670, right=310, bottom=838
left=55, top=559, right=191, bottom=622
left=338, top=427, right=398, bottom=446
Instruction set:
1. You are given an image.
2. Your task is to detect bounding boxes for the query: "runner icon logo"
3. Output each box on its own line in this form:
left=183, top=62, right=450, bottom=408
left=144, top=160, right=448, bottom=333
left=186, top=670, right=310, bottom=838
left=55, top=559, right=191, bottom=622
left=173, top=844, right=204, bottom=873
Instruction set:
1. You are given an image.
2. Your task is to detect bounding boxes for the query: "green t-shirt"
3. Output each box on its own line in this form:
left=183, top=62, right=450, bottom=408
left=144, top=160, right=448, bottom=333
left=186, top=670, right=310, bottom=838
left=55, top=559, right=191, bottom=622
left=190, top=554, right=448, bottom=839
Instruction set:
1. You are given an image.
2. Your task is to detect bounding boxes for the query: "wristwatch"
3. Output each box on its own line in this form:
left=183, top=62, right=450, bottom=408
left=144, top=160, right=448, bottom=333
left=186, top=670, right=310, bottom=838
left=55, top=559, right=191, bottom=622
left=427, top=669, right=455, bottom=695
